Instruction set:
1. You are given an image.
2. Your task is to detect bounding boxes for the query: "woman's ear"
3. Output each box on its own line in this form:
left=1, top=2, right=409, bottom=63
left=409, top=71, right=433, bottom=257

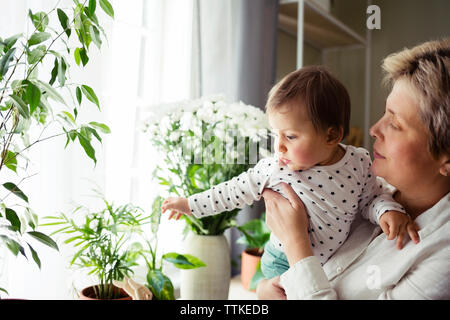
left=326, top=126, right=344, bottom=145
left=438, top=157, right=450, bottom=177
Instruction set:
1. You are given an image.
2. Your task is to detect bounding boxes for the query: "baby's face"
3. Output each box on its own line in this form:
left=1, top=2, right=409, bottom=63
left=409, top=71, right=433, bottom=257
left=268, top=104, right=332, bottom=171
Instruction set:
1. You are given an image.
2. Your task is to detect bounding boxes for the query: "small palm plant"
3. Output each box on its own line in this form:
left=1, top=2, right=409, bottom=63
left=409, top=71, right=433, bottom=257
left=44, top=196, right=149, bottom=299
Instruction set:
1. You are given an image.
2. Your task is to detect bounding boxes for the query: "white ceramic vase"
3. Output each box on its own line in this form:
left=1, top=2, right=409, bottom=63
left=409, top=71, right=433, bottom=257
left=180, top=233, right=231, bottom=300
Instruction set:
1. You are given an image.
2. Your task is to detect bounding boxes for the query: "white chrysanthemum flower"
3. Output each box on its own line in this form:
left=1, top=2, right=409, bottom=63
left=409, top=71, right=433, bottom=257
left=180, top=111, right=197, bottom=131
left=144, top=94, right=272, bottom=169
left=169, top=131, right=181, bottom=142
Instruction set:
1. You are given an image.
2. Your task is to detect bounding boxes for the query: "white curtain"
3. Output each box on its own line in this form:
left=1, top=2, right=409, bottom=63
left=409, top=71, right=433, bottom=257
left=197, top=0, right=278, bottom=276
left=0, top=0, right=278, bottom=299
left=1, top=0, right=194, bottom=299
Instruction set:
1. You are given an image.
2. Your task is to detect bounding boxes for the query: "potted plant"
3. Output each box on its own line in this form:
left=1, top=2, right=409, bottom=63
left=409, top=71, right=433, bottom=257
left=0, top=0, right=113, bottom=297
left=143, top=96, right=272, bottom=299
left=236, top=213, right=270, bottom=291
left=139, top=196, right=206, bottom=300
left=43, top=193, right=149, bottom=300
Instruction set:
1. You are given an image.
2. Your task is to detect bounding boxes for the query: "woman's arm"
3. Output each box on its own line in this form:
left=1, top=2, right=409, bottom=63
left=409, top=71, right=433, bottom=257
left=258, top=183, right=450, bottom=300
left=258, top=182, right=338, bottom=299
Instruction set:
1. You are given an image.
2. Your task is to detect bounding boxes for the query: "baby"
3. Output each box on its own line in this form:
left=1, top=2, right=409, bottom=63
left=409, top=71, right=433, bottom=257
left=161, top=65, right=409, bottom=279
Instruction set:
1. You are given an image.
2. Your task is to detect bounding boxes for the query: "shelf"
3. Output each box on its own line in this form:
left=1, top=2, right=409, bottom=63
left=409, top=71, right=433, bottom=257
left=278, top=0, right=366, bottom=49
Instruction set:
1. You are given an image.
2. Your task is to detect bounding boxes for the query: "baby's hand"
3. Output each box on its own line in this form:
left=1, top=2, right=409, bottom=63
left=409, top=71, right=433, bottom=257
left=379, top=210, right=420, bottom=250
left=161, top=197, right=192, bottom=220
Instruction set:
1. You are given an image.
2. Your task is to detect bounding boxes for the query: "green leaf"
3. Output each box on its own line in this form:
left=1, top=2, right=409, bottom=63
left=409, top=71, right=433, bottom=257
left=3, top=182, right=29, bottom=202
left=89, top=121, right=110, bottom=133
left=162, top=252, right=206, bottom=269
left=29, top=10, right=49, bottom=32
left=3, top=150, right=17, bottom=173
left=81, top=85, right=99, bottom=109
left=28, top=32, right=51, bottom=47
left=79, top=47, right=89, bottom=66
left=10, top=94, right=29, bottom=119
left=88, top=0, right=97, bottom=15
left=57, top=56, right=67, bottom=86
left=0, top=47, right=16, bottom=78
left=1, top=237, right=22, bottom=256
left=74, top=11, right=92, bottom=50
left=23, top=207, right=38, bottom=230
left=74, top=47, right=81, bottom=66
left=5, top=208, right=21, bottom=232
left=86, top=127, right=101, bottom=143
left=146, top=270, right=174, bottom=300
left=27, top=231, right=59, bottom=251
left=99, top=0, right=114, bottom=18
left=76, top=131, right=96, bottom=165
left=61, top=111, right=76, bottom=124
left=25, top=81, right=41, bottom=115
left=27, top=45, right=46, bottom=65
left=57, top=9, right=71, bottom=38
left=28, top=244, right=41, bottom=268
left=237, top=215, right=270, bottom=249
left=3, top=34, right=22, bottom=49
left=149, top=196, right=163, bottom=234
left=74, top=46, right=89, bottom=66
left=76, top=86, right=82, bottom=104
left=90, top=25, right=102, bottom=49
left=49, top=57, right=58, bottom=85
left=35, top=80, right=66, bottom=105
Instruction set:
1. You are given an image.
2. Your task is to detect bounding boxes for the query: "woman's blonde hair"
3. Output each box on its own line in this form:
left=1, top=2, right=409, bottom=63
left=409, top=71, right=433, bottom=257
left=382, top=38, right=450, bottom=159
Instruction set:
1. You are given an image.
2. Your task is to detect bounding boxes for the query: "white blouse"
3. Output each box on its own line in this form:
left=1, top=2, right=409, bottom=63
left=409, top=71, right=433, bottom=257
left=279, top=192, right=450, bottom=299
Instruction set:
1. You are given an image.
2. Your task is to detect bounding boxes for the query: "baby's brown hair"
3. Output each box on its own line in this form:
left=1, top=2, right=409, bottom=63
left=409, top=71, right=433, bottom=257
left=266, top=65, right=351, bottom=140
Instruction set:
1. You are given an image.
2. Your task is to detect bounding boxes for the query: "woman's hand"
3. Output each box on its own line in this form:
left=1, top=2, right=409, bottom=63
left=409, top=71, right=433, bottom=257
left=256, top=277, right=286, bottom=300
left=262, top=183, right=314, bottom=266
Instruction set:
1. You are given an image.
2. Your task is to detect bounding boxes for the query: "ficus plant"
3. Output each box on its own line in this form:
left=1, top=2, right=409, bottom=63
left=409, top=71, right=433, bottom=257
left=0, top=0, right=113, bottom=296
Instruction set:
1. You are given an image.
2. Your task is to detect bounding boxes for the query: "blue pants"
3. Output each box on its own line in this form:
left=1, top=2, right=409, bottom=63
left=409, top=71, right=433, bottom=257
left=260, top=241, right=290, bottom=279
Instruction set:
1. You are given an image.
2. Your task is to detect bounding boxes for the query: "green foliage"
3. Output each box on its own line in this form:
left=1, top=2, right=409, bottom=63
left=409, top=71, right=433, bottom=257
left=0, top=0, right=113, bottom=297
left=0, top=201, right=57, bottom=296
left=139, top=196, right=206, bottom=300
left=237, top=213, right=270, bottom=253
left=237, top=214, right=270, bottom=290
left=43, top=196, right=149, bottom=299
left=146, top=97, right=272, bottom=235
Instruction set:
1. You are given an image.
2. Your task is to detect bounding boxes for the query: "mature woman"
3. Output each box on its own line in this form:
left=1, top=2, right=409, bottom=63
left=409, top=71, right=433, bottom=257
left=257, top=38, right=450, bottom=299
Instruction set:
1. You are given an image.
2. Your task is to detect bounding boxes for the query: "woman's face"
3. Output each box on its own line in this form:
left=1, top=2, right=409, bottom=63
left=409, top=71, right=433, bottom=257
left=369, top=79, right=442, bottom=191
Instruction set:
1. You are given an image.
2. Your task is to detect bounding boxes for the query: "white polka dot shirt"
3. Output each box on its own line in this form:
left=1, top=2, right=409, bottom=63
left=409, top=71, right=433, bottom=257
left=187, top=144, right=406, bottom=265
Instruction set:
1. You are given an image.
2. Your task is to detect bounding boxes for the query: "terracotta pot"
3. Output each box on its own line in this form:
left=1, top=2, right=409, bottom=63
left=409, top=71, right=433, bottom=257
left=241, top=248, right=263, bottom=291
left=80, top=284, right=132, bottom=300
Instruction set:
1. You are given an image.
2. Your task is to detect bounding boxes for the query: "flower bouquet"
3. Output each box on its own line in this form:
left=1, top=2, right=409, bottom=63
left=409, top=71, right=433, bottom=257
left=143, top=95, right=272, bottom=235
